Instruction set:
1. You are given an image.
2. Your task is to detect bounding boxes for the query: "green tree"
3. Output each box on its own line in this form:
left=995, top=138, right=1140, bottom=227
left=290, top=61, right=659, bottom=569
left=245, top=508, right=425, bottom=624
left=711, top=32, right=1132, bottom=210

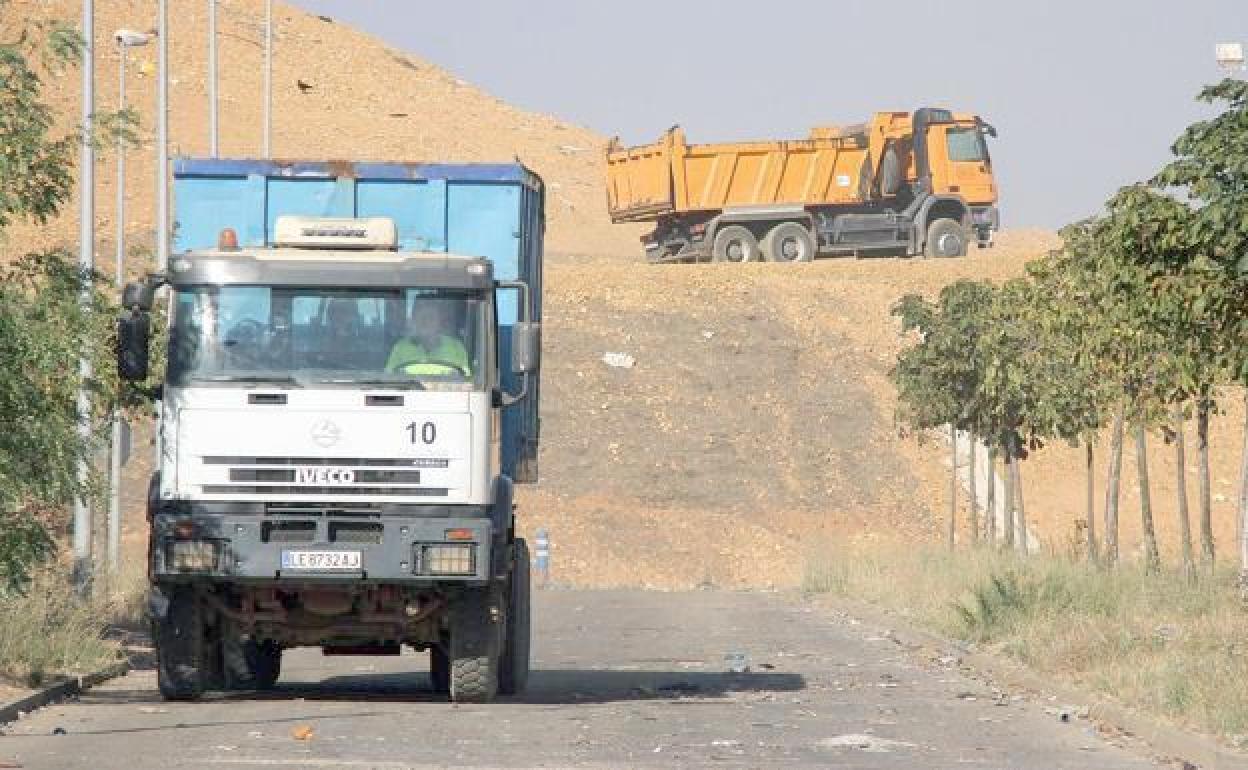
left=1154, top=78, right=1248, bottom=584
left=0, top=6, right=125, bottom=589
left=893, top=280, right=995, bottom=547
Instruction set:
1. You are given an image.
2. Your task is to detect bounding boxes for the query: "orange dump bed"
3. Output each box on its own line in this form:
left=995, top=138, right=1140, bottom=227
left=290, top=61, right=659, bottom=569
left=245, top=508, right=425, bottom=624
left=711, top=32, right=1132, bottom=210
left=606, top=123, right=886, bottom=223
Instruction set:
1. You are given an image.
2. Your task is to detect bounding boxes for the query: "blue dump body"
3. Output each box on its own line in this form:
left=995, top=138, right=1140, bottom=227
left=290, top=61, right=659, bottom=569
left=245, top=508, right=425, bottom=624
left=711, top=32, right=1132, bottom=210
left=172, top=158, right=545, bottom=483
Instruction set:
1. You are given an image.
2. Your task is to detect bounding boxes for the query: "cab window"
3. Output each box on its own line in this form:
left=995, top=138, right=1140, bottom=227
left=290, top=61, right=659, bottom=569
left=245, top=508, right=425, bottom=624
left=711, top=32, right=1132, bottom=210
left=946, top=128, right=988, bottom=163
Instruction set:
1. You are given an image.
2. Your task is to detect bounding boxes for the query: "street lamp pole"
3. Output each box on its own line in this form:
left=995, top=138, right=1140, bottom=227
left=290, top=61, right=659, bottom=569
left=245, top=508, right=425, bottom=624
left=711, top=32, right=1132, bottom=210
left=73, top=0, right=95, bottom=593
left=1216, top=42, right=1245, bottom=77
left=108, top=30, right=151, bottom=573
left=263, top=0, right=272, bottom=157
left=156, top=0, right=169, bottom=272
left=208, top=0, right=218, bottom=156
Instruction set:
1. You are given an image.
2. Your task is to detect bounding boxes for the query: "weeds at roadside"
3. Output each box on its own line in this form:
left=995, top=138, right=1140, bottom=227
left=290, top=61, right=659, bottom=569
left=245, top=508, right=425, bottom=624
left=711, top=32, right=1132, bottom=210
left=804, top=542, right=1248, bottom=742
left=0, top=560, right=146, bottom=689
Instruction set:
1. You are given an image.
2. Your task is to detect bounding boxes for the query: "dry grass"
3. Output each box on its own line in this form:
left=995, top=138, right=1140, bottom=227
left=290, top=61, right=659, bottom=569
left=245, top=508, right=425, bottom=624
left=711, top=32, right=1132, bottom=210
left=805, top=542, right=1248, bottom=743
left=0, top=560, right=146, bottom=689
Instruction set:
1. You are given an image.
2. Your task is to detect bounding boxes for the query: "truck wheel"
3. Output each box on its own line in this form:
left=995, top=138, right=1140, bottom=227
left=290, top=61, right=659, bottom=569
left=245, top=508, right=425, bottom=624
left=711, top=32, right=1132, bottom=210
left=711, top=226, right=760, bottom=263
left=924, top=218, right=969, bottom=258
left=499, top=539, right=531, bottom=696
left=224, top=640, right=280, bottom=690
left=878, top=146, right=902, bottom=197
left=430, top=644, right=450, bottom=694
left=761, top=222, right=815, bottom=263
left=247, top=640, right=282, bottom=690
left=156, top=589, right=207, bottom=701
left=448, top=590, right=502, bottom=703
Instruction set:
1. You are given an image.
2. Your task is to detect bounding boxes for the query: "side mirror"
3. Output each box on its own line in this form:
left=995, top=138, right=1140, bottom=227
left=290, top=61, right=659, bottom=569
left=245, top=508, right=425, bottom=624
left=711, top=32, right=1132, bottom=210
left=117, top=310, right=151, bottom=382
left=511, top=322, right=541, bottom=374
left=121, top=280, right=154, bottom=312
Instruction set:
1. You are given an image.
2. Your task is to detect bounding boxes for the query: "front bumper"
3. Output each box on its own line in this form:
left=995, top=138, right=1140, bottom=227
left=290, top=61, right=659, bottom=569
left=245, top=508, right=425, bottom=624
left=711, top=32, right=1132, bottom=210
left=150, top=511, right=496, bottom=585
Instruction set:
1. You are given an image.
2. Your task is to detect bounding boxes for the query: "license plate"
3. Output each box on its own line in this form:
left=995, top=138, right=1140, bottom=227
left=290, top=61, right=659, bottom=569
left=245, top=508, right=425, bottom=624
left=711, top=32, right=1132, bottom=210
left=281, top=550, right=362, bottom=571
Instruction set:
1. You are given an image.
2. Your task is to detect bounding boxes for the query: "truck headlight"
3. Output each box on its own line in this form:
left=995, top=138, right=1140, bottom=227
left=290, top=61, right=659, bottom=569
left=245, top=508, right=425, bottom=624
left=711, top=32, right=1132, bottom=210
left=418, top=544, right=476, bottom=576
left=167, top=540, right=219, bottom=572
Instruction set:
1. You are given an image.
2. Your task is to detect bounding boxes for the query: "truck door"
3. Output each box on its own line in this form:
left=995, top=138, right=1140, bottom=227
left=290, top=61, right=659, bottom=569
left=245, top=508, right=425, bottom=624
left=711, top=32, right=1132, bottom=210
left=927, top=124, right=997, bottom=205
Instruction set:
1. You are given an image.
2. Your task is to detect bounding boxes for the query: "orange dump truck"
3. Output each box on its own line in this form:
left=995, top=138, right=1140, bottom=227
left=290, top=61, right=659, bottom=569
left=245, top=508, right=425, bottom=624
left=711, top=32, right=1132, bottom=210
left=606, top=107, right=998, bottom=263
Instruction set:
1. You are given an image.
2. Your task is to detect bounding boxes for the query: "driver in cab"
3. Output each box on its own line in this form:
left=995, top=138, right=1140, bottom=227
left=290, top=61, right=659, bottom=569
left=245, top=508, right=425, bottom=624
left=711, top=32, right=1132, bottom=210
left=385, top=302, right=471, bottom=377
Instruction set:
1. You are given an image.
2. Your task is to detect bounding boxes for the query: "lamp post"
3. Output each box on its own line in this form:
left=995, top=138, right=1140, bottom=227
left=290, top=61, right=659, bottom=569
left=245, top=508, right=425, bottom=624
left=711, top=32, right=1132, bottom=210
left=156, top=0, right=168, bottom=272
left=108, top=29, right=152, bottom=573
left=208, top=0, right=218, bottom=156
left=263, top=0, right=272, bottom=157
left=1216, top=42, right=1245, bottom=75
left=73, top=0, right=95, bottom=593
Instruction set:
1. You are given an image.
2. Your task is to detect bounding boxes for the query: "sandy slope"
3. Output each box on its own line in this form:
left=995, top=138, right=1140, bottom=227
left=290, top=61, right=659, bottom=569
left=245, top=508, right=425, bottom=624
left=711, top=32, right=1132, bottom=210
left=4, top=0, right=641, bottom=260
left=7, top=2, right=1238, bottom=588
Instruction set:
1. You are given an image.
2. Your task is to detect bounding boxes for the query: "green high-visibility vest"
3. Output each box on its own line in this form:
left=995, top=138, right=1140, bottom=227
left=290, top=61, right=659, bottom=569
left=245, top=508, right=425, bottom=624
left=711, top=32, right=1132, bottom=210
left=385, top=335, right=472, bottom=376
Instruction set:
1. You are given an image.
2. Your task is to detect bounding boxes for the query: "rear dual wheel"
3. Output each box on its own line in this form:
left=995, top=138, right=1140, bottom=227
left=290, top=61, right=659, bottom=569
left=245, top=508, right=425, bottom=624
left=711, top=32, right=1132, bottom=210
left=761, top=222, right=815, bottom=263
left=499, top=538, right=531, bottom=696
left=223, top=635, right=282, bottom=691
left=711, top=226, right=760, bottom=263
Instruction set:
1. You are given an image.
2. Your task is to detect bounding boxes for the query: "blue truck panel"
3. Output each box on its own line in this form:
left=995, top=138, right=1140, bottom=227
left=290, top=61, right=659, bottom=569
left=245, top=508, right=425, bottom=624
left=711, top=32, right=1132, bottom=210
left=171, top=158, right=544, bottom=483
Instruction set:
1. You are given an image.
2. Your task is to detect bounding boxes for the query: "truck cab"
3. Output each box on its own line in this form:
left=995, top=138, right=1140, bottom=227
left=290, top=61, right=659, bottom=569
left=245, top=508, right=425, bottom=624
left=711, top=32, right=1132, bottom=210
left=119, top=213, right=539, bottom=703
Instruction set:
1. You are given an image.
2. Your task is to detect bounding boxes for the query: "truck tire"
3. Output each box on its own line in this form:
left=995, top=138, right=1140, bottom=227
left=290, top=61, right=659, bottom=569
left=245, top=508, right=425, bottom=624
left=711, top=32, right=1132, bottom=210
left=156, top=589, right=207, bottom=701
left=924, top=218, right=969, bottom=258
left=761, top=222, right=815, bottom=263
left=878, top=146, right=902, bottom=197
left=430, top=644, right=450, bottom=694
left=499, top=539, right=531, bottom=696
left=248, top=640, right=282, bottom=690
left=711, top=226, right=760, bottom=263
left=448, top=590, right=502, bottom=703
left=222, top=636, right=281, bottom=691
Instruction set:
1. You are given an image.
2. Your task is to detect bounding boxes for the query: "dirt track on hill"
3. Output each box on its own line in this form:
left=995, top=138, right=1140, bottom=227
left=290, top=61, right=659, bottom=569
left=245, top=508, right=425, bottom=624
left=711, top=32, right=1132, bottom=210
left=11, top=0, right=1244, bottom=586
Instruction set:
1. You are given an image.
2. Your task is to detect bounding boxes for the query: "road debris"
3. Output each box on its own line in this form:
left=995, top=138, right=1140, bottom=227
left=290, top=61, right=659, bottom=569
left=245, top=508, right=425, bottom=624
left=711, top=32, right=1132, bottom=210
left=819, top=733, right=916, bottom=753
left=291, top=725, right=315, bottom=741
left=601, top=352, right=635, bottom=369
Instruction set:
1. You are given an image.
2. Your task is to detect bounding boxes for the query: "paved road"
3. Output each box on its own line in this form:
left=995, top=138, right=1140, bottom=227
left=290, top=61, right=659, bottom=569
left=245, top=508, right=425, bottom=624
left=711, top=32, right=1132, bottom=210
left=3, top=591, right=1162, bottom=769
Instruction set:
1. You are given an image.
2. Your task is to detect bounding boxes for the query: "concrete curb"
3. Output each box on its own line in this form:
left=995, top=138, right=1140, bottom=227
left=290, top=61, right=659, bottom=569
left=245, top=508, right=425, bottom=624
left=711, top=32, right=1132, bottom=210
left=819, top=596, right=1248, bottom=770
left=0, top=661, right=130, bottom=727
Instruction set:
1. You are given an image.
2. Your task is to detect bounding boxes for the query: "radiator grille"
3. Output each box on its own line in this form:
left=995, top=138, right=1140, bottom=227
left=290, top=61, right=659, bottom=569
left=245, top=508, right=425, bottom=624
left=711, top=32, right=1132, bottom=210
left=262, top=520, right=317, bottom=543
left=330, top=522, right=384, bottom=544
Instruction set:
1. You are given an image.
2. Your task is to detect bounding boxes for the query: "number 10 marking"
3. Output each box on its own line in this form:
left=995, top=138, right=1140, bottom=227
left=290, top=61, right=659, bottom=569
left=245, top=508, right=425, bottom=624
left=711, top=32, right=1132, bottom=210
left=407, top=421, right=436, bottom=445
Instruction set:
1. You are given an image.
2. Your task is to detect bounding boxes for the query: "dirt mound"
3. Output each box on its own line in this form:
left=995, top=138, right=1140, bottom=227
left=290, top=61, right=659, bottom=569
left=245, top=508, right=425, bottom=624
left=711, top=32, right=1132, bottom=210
left=13, top=4, right=1224, bottom=586
left=3, top=0, right=641, bottom=261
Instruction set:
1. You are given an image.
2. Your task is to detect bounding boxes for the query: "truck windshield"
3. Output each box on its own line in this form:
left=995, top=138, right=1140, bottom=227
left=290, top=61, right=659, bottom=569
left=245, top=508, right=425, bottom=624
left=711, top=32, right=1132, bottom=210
left=168, top=286, right=489, bottom=389
left=946, top=127, right=989, bottom=163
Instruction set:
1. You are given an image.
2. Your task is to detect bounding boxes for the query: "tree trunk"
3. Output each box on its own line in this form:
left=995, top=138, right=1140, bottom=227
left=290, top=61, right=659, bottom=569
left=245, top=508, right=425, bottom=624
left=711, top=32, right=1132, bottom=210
left=968, top=435, right=979, bottom=546
left=985, top=447, right=997, bottom=545
left=1012, top=444, right=1028, bottom=555
left=1173, top=404, right=1194, bottom=579
left=1003, top=451, right=1015, bottom=549
left=1103, top=409, right=1125, bottom=567
left=1198, top=395, right=1214, bottom=568
left=1135, top=422, right=1161, bottom=573
left=1085, top=441, right=1097, bottom=565
left=948, top=425, right=957, bottom=549
left=1238, top=391, right=1248, bottom=601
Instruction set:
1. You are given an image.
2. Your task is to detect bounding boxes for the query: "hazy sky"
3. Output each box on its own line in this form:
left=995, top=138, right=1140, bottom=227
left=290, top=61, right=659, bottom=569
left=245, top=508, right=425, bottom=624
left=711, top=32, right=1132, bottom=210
left=290, top=0, right=1243, bottom=229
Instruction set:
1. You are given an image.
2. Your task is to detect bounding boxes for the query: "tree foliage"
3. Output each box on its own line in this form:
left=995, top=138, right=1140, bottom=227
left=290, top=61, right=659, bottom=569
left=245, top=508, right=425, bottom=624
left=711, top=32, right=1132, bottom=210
left=0, top=8, right=124, bottom=589
left=891, top=79, right=1248, bottom=571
